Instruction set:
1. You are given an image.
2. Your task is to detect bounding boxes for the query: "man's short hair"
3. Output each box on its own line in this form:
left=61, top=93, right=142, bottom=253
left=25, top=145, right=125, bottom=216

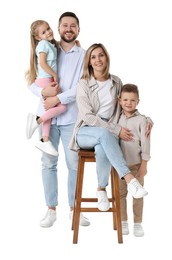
left=58, top=12, right=79, bottom=26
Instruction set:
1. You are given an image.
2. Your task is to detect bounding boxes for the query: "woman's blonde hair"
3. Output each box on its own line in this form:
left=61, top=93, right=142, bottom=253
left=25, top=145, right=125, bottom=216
left=81, top=43, right=110, bottom=80
left=25, top=20, right=57, bottom=86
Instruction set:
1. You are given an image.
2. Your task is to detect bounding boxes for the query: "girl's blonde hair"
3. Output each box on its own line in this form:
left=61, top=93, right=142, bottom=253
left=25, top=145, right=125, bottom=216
left=81, top=43, right=110, bottom=80
left=25, top=20, right=57, bottom=86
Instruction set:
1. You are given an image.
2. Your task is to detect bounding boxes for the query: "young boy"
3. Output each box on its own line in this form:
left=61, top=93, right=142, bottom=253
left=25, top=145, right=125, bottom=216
left=118, top=84, right=151, bottom=237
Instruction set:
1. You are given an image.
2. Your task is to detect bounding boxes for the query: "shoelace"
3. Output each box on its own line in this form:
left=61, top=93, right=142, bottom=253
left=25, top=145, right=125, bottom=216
left=134, top=224, right=142, bottom=229
left=131, top=180, right=141, bottom=191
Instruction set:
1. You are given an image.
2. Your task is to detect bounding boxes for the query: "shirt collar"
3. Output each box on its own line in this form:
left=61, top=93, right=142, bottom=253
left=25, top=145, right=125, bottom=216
left=58, top=43, right=79, bottom=54
left=122, top=109, right=139, bottom=118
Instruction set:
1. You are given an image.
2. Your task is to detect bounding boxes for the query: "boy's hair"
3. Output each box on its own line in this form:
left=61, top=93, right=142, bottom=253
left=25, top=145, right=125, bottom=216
left=121, top=84, right=139, bottom=98
left=58, top=11, right=79, bottom=26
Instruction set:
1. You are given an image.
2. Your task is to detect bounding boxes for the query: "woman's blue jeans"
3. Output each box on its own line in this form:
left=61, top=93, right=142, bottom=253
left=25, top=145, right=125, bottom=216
left=77, top=126, right=130, bottom=188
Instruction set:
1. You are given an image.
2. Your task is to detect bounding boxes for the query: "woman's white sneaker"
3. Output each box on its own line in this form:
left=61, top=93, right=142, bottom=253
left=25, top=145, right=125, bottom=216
left=127, top=178, right=148, bottom=198
left=96, top=190, right=110, bottom=211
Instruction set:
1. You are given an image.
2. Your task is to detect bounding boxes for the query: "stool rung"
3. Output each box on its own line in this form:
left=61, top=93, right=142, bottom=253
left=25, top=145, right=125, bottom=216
left=80, top=208, right=117, bottom=212
left=81, top=198, right=114, bottom=202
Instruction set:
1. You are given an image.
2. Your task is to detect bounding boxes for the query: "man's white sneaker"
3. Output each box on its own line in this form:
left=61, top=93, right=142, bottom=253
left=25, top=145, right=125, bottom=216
left=26, top=113, right=39, bottom=139
left=122, top=221, right=129, bottom=235
left=35, top=140, right=59, bottom=156
left=69, top=211, right=90, bottom=226
left=40, top=209, right=56, bottom=228
left=96, top=190, right=110, bottom=211
left=127, top=178, right=148, bottom=199
left=133, top=223, right=144, bottom=237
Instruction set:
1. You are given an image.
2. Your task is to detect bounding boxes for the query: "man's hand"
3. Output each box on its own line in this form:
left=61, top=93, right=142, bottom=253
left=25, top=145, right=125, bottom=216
left=43, top=96, right=60, bottom=110
left=42, top=82, right=61, bottom=98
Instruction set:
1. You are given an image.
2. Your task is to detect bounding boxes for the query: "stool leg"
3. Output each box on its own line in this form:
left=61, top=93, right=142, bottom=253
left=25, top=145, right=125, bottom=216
left=73, top=156, right=85, bottom=244
left=112, top=168, right=123, bottom=243
left=111, top=168, right=117, bottom=230
left=72, top=156, right=82, bottom=231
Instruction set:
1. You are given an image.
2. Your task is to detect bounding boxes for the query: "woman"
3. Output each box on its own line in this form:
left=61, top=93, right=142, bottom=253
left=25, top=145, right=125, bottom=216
left=69, top=43, right=149, bottom=212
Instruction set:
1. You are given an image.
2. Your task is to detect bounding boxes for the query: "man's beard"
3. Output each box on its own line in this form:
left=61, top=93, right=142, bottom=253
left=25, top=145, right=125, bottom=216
left=60, top=34, right=77, bottom=43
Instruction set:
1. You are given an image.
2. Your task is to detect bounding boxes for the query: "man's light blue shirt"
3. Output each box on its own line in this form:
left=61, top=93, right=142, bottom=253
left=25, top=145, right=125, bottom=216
left=30, top=44, right=85, bottom=125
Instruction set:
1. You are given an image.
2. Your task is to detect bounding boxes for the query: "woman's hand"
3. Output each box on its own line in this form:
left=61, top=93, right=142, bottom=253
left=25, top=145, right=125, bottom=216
left=119, top=127, right=133, bottom=141
left=145, top=121, right=152, bottom=138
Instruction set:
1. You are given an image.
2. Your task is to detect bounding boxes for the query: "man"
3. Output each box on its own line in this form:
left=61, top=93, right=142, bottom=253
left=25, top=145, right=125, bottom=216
left=28, top=12, right=90, bottom=227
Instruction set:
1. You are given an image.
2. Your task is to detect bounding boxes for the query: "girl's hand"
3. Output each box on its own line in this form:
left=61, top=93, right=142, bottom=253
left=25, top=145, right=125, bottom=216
left=53, top=76, right=59, bottom=86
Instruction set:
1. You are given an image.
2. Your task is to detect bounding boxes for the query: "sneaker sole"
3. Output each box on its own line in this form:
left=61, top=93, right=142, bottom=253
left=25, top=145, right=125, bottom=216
left=35, top=145, right=58, bottom=156
left=97, top=204, right=110, bottom=211
left=26, top=114, right=33, bottom=139
left=134, top=233, right=144, bottom=237
left=133, top=191, right=148, bottom=199
left=40, top=223, right=54, bottom=228
left=26, top=114, right=37, bottom=139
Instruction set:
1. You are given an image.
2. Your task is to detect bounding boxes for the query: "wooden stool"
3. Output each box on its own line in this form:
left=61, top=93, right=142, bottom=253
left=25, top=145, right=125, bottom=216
left=72, top=149, right=123, bottom=244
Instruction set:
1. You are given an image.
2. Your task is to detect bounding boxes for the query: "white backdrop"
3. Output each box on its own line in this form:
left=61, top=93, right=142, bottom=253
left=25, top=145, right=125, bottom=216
left=0, top=0, right=171, bottom=259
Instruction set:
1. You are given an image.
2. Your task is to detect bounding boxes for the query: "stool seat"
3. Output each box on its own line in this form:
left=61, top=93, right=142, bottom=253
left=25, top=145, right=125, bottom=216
left=72, top=149, right=123, bottom=244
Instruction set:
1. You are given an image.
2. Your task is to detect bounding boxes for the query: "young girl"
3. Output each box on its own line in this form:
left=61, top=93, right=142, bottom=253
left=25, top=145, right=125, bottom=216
left=25, top=20, right=67, bottom=156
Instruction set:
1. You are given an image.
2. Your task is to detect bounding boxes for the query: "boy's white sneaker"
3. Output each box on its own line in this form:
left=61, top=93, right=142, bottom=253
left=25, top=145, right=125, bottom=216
left=26, top=113, right=39, bottom=139
left=35, top=140, right=58, bottom=156
left=122, top=221, right=129, bottom=235
left=96, top=190, right=110, bottom=211
left=127, top=178, right=148, bottom=198
left=40, top=209, right=56, bottom=228
left=134, top=223, right=144, bottom=237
